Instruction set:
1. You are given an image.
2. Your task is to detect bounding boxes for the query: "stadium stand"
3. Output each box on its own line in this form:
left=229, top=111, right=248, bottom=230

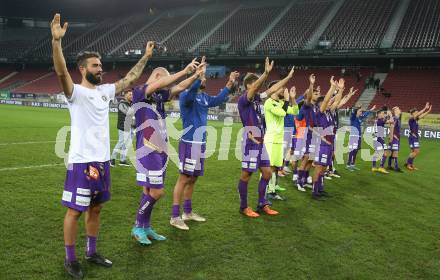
left=255, top=1, right=332, bottom=51
left=0, top=27, right=48, bottom=58
left=369, top=69, right=440, bottom=114
left=197, top=6, right=282, bottom=52
left=320, top=0, right=399, bottom=49
left=115, top=13, right=193, bottom=55
left=163, top=9, right=231, bottom=53
left=88, top=15, right=153, bottom=55
left=393, top=0, right=440, bottom=49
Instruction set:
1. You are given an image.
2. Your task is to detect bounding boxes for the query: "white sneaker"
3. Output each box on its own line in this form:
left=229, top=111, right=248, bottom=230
left=297, top=185, right=306, bottom=192
left=304, top=183, right=313, bottom=189
left=292, top=174, right=298, bottom=182
left=283, top=166, right=292, bottom=174
left=170, top=217, right=189, bottom=230
left=307, top=176, right=313, bottom=184
left=182, top=212, right=206, bottom=222
left=324, top=174, right=332, bottom=180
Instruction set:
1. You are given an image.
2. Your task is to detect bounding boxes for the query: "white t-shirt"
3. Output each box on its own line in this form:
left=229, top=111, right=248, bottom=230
left=67, top=83, right=116, bottom=163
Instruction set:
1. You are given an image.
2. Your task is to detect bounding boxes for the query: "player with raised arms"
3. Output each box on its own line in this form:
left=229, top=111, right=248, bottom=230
left=52, top=13, right=154, bottom=278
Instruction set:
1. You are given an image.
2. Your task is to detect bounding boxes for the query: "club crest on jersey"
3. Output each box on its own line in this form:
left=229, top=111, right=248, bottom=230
left=85, top=166, right=100, bottom=181
left=101, top=95, right=108, bottom=102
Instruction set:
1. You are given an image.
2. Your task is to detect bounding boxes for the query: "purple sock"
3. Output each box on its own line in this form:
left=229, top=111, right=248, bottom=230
left=348, top=151, right=354, bottom=165
left=183, top=199, right=192, bottom=214
left=298, top=170, right=304, bottom=186
left=135, top=193, right=157, bottom=228
left=293, top=166, right=298, bottom=175
left=388, top=155, right=393, bottom=167
left=319, top=175, right=324, bottom=192
left=372, top=159, right=377, bottom=168
left=353, top=149, right=358, bottom=164
left=65, top=245, right=76, bottom=262
left=312, top=180, right=320, bottom=195
left=380, top=155, right=387, bottom=168
left=86, top=236, right=97, bottom=257
left=171, top=204, right=180, bottom=218
left=407, top=157, right=414, bottom=165
left=284, top=160, right=289, bottom=167
left=237, top=180, right=248, bottom=209
left=258, top=177, right=269, bottom=206
left=394, top=157, right=399, bottom=169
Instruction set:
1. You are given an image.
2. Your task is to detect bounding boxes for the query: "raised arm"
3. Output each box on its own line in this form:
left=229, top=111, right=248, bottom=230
left=169, top=57, right=202, bottom=99
left=419, top=104, right=432, bottom=119
left=320, top=77, right=339, bottom=113
left=305, top=74, right=315, bottom=104
left=208, top=71, right=240, bottom=107
left=114, top=42, right=154, bottom=94
left=330, top=85, right=344, bottom=111
left=51, top=14, right=73, bottom=98
left=267, top=66, right=294, bottom=95
left=247, top=57, right=273, bottom=101
left=146, top=60, right=203, bottom=96
left=337, top=87, right=358, bottom=109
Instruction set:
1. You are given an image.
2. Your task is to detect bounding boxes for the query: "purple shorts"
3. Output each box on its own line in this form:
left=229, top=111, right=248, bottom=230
left=305, top=134, right=318, bottom=158
left=179, top=141, right=206, bottom=177
left=62, top=161, right=111, bottom=212
left=389, top=138, right=400, bottom=151
left=409, top=136, right=420, bottom=149
left=349, top=135, right=361, bottom=151
left=374, top=138, right=387, bottom=152
left=241, top=140, right=270, bottom=173
left=136, top=151, right=168, bottom=189
left=292, top=137, right=307, bottom=160
left=314, top=145, right=333, bottom=167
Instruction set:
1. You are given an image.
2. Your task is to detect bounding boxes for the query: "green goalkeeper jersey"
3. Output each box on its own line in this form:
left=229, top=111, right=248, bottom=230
left=263, top=98, right=299, bottom=144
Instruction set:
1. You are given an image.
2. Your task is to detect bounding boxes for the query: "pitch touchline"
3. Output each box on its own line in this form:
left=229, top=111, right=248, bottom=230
left=0, top=146, right=241, bottom=172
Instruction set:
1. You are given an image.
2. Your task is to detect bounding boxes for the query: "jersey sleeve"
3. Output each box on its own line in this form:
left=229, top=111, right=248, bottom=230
left=207, top=87, right=230, bottom=107
left=286, top=104, right=299, bottom=115
left=67, top=84, right=82, bottom=104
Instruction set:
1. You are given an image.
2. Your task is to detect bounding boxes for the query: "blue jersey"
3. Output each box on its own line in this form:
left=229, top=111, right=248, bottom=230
left=180, top=80, right=230, bottom=143
left=350, top=110, right=371, bottom=136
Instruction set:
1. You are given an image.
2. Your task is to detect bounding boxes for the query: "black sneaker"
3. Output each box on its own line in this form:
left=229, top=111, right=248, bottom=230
left=319, top=191, right=331, bottom=197
left=394, top=168, right=404, bottom=173
left=312, top=193, right=326, bottom=201
left=118, top=160, right=130, bottom=167
left=64, top=259, right=84, bottom=279
left=85, top=253, right=112, bottom=268
left=110, top=159, right=115, bottom=167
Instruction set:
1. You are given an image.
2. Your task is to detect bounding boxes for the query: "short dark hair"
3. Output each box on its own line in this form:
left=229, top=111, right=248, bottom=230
left=76, top=51, right=101, bottom=68
left=243, top=73, right=259, bottom=89
left=409, top=108, right=417, bottom=114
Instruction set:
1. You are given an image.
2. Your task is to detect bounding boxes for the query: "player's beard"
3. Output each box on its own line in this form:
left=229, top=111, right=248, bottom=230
left=86, top=71, right=102, bottom=85
left=200, top=84, right=206, bottom=90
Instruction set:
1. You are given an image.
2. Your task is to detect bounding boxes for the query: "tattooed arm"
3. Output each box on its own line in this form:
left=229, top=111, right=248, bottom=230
left=114, top=41, right=154, bottom=94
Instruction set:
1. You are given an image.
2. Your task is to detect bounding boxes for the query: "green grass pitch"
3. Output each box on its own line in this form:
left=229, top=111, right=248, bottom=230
left=0, top=104, right=439, bottom=280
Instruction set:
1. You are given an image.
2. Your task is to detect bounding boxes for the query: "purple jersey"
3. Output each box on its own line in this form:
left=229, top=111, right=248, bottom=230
left=133, top=84, right=169, bottom=154
left=393, top=116, right=401, bottom=140
left=297, top=103, right=317, bottom=128
left=238, top=92, right=265, bottom=141
left=375, top=118, right=386, bottom=142
left=315, top=110, right=334, bottom=146
left=409, top=117, right=419, bottom=138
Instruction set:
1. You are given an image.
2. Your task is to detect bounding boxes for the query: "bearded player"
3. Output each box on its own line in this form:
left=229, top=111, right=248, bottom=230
left=52, top=13, right=154, bottom=278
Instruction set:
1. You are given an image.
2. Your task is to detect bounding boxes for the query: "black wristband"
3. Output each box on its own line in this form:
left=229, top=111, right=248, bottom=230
left=282, top=101, right=289, bottom=112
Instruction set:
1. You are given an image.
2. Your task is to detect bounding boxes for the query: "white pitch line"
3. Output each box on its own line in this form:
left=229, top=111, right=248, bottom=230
left=0, top=140, right=120, bottom=146
left=0, top=146, right=242, bottom=172
left=0, top=163, right=65, bottom=172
